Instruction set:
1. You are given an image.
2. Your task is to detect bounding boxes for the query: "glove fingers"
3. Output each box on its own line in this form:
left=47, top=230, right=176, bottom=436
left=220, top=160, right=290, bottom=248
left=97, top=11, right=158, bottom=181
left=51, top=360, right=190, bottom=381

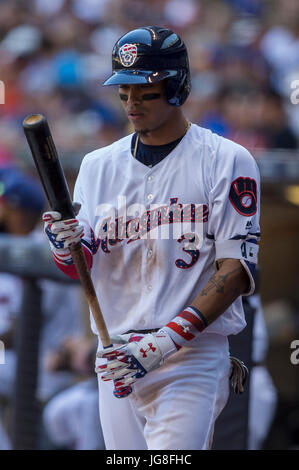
left=56, top=227, right=84, bottom=242
left=97, top=345, right=126, bottom=359
left=102, top=368, right=136, bottom=382
left=96, top=358, right=126, bottom=372
left=64, top=236, right=84, bottom=248
left=114, top=376, right=137, bottom=387
left=51, top=219, right=79, bottom=233
left=43, top=211, right=62, bottom=222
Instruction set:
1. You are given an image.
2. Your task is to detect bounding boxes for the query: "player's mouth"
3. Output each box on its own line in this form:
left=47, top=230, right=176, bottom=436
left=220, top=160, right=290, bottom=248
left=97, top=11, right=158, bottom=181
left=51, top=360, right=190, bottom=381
left=127, top=111, right=145, bottom=122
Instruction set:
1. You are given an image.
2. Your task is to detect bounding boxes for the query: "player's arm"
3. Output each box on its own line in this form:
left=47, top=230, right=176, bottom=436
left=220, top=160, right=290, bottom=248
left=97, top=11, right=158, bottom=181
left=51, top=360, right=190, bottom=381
left=190, top=257, right=249, bottom=326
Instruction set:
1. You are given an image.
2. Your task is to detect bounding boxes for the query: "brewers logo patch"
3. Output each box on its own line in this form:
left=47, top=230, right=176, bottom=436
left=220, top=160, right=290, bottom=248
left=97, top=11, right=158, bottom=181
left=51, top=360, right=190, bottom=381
left=229, top=177, right=257, bottom=216
left=119, top=43, right=137, bottom=67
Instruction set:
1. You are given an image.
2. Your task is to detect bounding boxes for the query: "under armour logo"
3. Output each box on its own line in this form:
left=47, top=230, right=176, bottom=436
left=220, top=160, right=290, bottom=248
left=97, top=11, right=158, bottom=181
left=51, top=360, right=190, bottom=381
left=178, top=319, right=190, bottom=334
left=140, top=343, right=156, bottom=357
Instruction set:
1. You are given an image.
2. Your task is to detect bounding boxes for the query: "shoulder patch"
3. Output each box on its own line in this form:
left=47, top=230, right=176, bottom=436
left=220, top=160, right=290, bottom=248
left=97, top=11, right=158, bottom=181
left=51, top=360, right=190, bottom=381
left=229, top=177, right=257, bottom=216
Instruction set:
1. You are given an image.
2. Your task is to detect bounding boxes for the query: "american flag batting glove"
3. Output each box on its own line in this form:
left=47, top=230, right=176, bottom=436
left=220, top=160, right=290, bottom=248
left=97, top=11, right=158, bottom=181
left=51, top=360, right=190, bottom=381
left=96, top=332, right=177, bottom=392
left=43, top=210, right=84, bottom=266
left=99, top=336, right=136, bottom=399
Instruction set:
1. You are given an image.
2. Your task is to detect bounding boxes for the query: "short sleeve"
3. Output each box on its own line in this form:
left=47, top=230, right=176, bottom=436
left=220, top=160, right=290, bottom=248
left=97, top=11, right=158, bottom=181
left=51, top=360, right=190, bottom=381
left=208, top=141, right=261, bottom=295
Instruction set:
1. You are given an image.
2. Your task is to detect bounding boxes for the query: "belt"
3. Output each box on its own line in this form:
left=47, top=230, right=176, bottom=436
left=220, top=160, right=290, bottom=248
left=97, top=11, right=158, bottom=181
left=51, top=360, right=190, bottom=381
left=124, top=328, right=160, bottom=335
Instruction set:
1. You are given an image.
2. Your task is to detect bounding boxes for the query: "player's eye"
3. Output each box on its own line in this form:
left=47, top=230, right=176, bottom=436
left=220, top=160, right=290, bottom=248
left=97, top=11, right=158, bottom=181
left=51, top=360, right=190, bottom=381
left=141, top=93, right=161, bottom=100
left=119, top=93, right=128, bottom=101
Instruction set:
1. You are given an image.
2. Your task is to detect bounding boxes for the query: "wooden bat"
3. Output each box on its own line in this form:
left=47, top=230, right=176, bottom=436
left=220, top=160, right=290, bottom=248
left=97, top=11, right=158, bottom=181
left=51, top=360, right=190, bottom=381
left=22, top=114, right=112, bottom=347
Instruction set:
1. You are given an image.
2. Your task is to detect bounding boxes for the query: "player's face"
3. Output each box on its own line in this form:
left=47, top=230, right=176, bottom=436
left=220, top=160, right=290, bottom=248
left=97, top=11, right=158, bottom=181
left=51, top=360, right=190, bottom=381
left=118, top=81, right=174, bottom=134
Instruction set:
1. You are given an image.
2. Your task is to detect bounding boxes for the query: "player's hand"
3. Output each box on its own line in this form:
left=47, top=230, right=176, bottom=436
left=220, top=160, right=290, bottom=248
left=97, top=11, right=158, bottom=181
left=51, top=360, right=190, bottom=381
left=96, top=330, right=178, bottom=389
left=229, top=356, right=249, bottom=395
left=43, top=203, right=83, bottom=253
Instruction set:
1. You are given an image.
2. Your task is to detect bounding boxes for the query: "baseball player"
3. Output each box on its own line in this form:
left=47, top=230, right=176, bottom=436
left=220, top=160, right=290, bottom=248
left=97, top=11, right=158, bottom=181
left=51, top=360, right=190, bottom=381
left=43, top=26, right=260, bottom=450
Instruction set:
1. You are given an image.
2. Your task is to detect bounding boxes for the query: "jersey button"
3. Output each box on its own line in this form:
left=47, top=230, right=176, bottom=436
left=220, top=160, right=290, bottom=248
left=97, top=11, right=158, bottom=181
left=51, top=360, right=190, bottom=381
left=148, top=249, right=153, bottom=257
left=147, top=285, right=152, bottom=291
left=147, top=194, right=153, bottom=201
left=147, top=175, right=154, bottom=182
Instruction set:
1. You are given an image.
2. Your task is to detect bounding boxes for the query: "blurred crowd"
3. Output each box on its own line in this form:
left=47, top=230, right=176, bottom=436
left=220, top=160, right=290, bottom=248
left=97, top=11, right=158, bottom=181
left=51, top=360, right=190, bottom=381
left=0, top=0, right=299, bottom=168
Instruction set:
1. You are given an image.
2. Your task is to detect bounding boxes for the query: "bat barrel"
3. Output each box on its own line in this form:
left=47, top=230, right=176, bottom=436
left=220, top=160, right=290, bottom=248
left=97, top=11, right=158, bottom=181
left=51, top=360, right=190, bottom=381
left=23, top=114, right=74, bottom=220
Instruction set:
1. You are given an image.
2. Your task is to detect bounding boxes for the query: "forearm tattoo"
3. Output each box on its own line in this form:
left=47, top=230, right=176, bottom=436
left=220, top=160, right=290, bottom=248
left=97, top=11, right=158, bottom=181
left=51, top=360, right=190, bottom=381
left=200, top=265, right=244, bottom=297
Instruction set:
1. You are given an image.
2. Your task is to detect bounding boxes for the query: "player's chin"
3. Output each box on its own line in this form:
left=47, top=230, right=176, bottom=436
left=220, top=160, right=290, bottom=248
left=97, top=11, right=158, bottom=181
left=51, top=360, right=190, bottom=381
left=128, top=114, right=147, bottom=129
left=131, top=124, right=150, bottom=135
left=134, top=127, right=151, bottom=136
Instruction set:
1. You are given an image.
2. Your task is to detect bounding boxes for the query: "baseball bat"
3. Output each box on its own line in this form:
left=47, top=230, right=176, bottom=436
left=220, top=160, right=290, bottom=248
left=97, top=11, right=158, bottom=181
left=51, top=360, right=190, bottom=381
left=22, top=114, right=112, bottom=347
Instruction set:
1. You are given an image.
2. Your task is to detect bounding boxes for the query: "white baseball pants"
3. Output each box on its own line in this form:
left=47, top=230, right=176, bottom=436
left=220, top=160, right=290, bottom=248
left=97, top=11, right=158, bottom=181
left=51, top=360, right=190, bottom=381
left=96, top=332, right=230, bottom=450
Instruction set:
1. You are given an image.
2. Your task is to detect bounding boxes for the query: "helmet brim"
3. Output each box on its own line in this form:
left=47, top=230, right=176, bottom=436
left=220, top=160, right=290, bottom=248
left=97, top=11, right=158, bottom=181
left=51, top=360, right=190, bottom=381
left=103, top=69, right=177, bottom=86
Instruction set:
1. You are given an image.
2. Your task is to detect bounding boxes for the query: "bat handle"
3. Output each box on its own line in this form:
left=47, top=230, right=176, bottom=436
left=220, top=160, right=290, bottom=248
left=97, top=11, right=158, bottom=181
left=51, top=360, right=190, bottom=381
left=69, top=243, right=111, bottom=348
left=70, top=244, right=133, bottom=398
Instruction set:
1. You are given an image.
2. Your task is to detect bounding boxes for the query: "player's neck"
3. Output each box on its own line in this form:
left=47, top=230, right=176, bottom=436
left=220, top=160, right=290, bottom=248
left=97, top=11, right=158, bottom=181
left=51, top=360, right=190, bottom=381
left=138, top=112, right=189, bottom=146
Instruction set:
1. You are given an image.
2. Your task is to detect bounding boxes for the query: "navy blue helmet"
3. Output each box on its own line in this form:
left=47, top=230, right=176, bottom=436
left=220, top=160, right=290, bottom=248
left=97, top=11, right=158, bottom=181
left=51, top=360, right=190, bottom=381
left=103, top=26, right=191, bottom=107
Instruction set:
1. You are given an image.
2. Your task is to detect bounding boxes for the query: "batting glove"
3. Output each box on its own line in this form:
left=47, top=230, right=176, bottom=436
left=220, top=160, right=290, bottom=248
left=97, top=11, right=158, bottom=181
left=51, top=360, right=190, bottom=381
left=43, top=203, right=84, bottom=265
left=96, top=331, right=177, bottom=391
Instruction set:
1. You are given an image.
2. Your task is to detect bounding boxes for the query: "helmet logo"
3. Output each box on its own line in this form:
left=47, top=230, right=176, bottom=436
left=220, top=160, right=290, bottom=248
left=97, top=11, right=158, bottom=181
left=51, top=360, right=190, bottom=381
left=119, top=43, right=137, bottom=67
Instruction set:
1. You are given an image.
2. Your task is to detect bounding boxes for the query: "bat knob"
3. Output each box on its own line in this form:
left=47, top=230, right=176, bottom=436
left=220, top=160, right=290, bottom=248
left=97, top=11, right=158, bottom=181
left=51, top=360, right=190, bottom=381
left=23, top=114, right=45, bottom=128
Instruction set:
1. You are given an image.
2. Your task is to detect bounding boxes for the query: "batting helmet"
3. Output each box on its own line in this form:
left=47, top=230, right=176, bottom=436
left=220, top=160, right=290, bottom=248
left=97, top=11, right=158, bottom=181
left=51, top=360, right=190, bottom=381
left=103, top=26, right=191, bottom=107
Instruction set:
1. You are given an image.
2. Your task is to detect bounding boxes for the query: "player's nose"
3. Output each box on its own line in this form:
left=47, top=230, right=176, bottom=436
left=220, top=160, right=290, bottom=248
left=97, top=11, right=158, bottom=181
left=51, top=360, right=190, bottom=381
left=126, top=86, right=142, bottom=105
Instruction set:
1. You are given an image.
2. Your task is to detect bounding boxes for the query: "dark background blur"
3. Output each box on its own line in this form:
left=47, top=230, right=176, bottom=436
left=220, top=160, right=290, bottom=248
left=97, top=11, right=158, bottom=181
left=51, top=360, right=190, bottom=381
left=0, top=0, right=299, bottom=450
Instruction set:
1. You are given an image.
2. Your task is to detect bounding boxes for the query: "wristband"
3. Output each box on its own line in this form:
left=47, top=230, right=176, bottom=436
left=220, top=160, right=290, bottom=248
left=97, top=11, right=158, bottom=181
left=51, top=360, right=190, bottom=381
left=188, top=306, right=208, bottom=328
left=162, top=306, right=208, bottom=350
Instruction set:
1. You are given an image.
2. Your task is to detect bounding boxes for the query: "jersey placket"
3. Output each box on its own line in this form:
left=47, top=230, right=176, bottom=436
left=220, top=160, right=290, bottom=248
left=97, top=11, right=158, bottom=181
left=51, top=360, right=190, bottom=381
left=141, top=169, right=159, bottom=329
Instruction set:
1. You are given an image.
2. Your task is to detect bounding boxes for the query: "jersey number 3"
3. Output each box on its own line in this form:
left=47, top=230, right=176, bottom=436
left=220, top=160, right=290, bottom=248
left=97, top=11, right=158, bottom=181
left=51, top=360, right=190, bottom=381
left=175, top=233, right=200, bottom=269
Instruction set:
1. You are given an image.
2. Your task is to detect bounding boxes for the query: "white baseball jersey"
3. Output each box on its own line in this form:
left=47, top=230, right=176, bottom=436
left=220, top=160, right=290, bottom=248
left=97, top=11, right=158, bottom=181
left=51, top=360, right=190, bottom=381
left=73, top=122, right=260, bottom=340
